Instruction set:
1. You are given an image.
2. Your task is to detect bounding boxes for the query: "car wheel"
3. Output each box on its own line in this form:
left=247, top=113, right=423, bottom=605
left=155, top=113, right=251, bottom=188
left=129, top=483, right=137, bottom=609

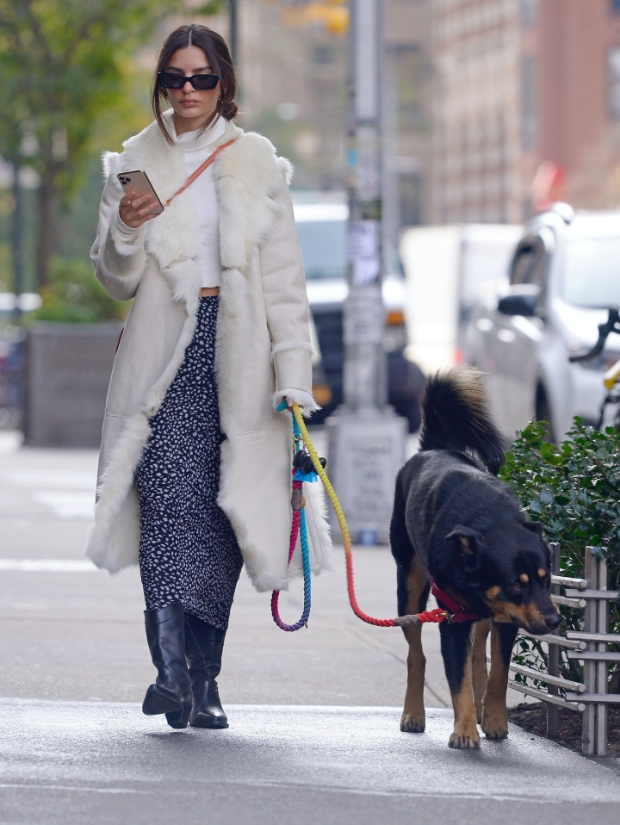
left=535, top=384, right=556, bottom=443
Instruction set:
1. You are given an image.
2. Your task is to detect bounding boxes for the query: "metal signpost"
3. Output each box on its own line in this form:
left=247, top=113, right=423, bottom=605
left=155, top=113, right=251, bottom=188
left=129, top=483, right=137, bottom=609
left=326, top=0, right=407, bottom=544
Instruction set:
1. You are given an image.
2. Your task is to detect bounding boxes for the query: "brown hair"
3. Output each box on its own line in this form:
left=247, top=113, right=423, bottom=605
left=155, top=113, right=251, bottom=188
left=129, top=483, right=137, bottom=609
left=152, top=24, right=238, bottom=145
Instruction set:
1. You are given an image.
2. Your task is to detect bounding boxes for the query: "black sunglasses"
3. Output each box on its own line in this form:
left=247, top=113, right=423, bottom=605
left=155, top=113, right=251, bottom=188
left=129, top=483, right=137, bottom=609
left=158, top=71, right=219, bottom=91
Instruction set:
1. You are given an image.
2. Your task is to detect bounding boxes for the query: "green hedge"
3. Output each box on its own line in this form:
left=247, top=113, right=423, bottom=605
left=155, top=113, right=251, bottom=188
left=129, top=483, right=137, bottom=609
left=500, top=418, right=620, bottom=692
left=30, top=256, right=127, bottom=323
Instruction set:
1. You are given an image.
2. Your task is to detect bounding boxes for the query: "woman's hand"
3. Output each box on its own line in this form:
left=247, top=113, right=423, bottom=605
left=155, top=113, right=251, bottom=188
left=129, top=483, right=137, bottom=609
left=118, top=189, right=160, bottom=229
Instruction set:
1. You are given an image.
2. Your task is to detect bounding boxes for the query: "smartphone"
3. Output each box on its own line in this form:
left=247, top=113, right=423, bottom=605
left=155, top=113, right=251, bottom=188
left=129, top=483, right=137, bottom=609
left=117, top=170, right=164, bottom=215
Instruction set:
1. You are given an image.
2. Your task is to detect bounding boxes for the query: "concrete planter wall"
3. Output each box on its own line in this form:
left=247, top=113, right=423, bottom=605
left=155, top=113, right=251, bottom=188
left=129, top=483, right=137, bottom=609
left=23, top=322, right=122, bottom=448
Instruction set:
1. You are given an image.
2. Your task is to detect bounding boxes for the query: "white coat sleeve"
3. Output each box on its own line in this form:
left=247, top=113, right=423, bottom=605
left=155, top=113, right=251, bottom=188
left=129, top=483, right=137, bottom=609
left=90, top=173, right=148, bottom=302
left=258, top=179, right=318, bottom=415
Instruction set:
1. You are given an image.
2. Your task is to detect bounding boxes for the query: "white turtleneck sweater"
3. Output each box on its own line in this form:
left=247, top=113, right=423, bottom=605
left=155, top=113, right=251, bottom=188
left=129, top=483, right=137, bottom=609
left=116, top=114, right=225, bottom=289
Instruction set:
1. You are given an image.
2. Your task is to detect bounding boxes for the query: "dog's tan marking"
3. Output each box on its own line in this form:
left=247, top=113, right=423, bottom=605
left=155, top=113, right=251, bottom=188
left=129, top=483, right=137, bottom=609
left=448, top=648, right=480, bottom=749
left=485, top=586, right=500, bottom=601
left=460, top=536, right=474, bottom=554
left=400, top=557, right=428, bottom=734
left=471, top=619, right=490, bottom=723
left=519, top=573, right=529, bottom=584
left=487, top=599, right=559, bottom=632
left=488, top=600, right=541, bottom=627
left=481, top=622, right=510, bottom=740
left=538, top=568, right=547, bottom=578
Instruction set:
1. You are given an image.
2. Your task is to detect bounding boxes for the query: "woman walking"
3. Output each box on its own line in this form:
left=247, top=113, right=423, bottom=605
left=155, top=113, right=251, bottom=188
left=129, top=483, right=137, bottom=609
left=88, top=24, right=331, bottom=730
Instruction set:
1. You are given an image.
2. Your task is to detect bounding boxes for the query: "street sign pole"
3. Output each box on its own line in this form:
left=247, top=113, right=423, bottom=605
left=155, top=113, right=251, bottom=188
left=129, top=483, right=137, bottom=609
left=326, top=0, right=407, bottom=545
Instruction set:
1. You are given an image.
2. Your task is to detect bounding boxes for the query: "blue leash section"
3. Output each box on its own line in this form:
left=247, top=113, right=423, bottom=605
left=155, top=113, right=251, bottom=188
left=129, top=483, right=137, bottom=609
left=270, top=404, right=312, bottom=631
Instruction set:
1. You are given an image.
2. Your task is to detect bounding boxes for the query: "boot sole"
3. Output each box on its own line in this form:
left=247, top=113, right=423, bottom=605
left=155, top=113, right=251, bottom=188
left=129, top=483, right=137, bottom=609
left=142, top=685, right=182, bottom=716
left=190, top=715, right=229, bottom=729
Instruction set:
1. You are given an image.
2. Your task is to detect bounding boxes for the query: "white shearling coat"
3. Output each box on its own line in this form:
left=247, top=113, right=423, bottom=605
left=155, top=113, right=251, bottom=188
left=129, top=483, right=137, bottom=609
left=86, top=115, right=331, bottom=592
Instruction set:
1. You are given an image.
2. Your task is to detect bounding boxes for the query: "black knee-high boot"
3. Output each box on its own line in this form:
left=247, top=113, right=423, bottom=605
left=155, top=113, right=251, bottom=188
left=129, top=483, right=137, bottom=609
left=184, top=614, right=228, bottom=729
left=143, top=603, right=193, bottom=729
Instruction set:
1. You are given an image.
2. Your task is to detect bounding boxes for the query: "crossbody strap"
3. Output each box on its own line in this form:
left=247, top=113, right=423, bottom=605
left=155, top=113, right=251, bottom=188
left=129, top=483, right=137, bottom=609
left=165, top=137, right=238, bottom=208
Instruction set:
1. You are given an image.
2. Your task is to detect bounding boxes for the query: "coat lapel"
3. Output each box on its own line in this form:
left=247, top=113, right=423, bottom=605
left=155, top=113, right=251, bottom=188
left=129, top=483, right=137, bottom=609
left=114, top=115, right=291, bottom=291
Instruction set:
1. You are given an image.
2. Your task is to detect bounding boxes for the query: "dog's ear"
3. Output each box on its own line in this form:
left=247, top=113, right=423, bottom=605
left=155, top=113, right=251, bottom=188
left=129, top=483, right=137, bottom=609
left=522, top=520, right=544, bottom=540
left=445, top=526, right=484, bottom=570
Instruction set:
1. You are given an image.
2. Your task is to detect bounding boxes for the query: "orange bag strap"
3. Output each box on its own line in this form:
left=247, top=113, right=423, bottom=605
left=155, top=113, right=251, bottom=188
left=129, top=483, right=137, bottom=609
left=164, top=138, right=237, bottom=208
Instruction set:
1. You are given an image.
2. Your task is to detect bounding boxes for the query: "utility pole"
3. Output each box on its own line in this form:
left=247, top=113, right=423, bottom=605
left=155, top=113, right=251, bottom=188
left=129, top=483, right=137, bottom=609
left=326, top=0, right=406, bottom=545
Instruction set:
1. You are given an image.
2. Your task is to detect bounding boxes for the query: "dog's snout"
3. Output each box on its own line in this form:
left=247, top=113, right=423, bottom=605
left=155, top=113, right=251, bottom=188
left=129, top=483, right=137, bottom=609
left=544, top=611, right=561, bottom=632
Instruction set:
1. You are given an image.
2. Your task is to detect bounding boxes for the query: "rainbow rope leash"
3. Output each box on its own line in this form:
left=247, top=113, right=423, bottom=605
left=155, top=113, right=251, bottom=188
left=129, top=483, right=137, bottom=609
left=270, top=409, right=312, bottom=631
left=270, top=403, right=449, bottom=631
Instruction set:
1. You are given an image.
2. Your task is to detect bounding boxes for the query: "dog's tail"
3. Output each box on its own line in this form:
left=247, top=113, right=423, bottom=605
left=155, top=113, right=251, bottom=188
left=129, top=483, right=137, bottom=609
left=419, top=368, right=504, bottom=475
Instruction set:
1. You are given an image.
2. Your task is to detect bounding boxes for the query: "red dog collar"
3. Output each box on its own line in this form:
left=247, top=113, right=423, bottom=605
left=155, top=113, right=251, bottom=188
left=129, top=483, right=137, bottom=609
left=429, top=577, right=480, bottom=623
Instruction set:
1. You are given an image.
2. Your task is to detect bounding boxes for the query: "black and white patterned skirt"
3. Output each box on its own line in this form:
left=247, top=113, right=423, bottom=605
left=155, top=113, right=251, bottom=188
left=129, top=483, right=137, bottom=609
left=135, top=296, right=243, bottom=631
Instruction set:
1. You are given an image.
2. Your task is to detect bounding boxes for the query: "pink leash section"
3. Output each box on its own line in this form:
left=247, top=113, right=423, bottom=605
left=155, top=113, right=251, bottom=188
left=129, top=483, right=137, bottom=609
left=270, top=476, right=311, bottom=632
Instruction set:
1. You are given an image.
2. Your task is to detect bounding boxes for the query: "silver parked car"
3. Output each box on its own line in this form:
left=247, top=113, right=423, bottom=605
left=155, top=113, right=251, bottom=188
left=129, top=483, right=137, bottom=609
left=464, top=204, right=620, bottom=443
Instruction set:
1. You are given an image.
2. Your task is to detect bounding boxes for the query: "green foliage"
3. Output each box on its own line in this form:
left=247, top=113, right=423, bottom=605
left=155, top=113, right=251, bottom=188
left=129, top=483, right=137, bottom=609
left=0, top=0, right=171, bottom=194
left=500, top=418, right=620, bottom=691
left=30, top=256, right=127, bottom=323
left=500, top=418, right=620, bottom=569
left=0, top=0, right=225, bottom=284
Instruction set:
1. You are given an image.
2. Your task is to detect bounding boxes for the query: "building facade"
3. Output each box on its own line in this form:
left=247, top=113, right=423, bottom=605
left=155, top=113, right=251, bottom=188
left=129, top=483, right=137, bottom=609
left=237, top=0, right=435, bottom=229
left=431, top=0, right=620, bottom=223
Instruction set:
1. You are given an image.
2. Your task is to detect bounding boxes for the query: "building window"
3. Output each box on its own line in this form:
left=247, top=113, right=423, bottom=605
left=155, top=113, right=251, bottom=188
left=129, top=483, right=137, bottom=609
left=611, top=0, right=620, bottom=17
left=520, top=0, right=538, bottom=27
left=392, top=45, right=431, bottom=132
left=609, top=48, right=620, bottom=118
left=521, top=56, right=538, bottom=149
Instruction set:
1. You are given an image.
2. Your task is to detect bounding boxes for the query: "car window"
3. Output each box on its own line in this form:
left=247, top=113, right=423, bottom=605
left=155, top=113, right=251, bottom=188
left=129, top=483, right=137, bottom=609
left=510, top=239, right=546, bottom=289
left=563, top=236, right=620, bottom=309
left=296, top=220, right=346, bottom=280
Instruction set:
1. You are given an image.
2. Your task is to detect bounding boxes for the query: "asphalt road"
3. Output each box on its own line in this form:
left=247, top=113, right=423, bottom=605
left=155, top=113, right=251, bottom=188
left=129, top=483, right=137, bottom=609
left=1, top=432, right=619, bottom=824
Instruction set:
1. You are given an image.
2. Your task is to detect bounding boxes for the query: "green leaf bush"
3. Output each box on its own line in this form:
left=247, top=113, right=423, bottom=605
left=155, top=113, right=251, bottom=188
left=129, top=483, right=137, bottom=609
left=500, top=418, right=620, bottom=693
left=29, top=256, right=127, bottom=323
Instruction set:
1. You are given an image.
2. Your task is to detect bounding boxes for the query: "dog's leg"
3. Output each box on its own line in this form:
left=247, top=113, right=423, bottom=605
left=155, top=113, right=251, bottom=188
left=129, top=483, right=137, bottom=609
left=440, top=621, right=480, bottom=749
left=481, top=621, right=517, bottom=740
left=399, top=556, right=429, bottom=733
left=471, top=619, right=490, bottom=723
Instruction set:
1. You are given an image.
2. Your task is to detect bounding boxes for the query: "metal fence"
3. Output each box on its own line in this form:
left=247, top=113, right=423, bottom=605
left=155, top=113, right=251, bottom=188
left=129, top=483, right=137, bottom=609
left=507, top=544, right=620, bottom=756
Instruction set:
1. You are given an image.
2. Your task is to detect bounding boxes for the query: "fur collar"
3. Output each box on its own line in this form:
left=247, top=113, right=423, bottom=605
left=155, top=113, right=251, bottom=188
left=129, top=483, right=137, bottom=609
left=103, top=117, right=293, bottom=283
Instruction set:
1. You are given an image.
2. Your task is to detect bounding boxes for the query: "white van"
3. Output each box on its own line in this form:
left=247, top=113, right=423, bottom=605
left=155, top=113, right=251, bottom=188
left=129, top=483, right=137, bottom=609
left=399, top=224, right=522, bottom=375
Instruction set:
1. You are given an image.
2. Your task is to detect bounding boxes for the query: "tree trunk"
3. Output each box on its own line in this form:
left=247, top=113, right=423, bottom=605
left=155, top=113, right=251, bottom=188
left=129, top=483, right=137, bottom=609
left=36, top=173, right=57, bottom=288
left=11, top=167, right=24, bottom=298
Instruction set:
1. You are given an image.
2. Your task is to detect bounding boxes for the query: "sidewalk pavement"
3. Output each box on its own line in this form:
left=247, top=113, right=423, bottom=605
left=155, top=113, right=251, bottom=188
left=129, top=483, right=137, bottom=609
left=0, top=433, right=619, bottom=824
left=0, top=429, right=529, bottom=710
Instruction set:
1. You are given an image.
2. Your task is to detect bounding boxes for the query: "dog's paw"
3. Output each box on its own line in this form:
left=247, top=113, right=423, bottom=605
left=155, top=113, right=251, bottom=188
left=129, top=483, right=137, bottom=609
left=448, top=730, right=480, bottom=749
left=481, top=706, right=508, bottom=740
left=484, top=727, right=508, bottom=741
left=400, top=713, right=425, bottom=733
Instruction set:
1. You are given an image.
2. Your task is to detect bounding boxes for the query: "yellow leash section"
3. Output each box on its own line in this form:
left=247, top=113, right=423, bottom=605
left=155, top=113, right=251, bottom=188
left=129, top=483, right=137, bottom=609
left=291, top=404, right=398, bottom=627
left=291, top=404, right=351, bottom=548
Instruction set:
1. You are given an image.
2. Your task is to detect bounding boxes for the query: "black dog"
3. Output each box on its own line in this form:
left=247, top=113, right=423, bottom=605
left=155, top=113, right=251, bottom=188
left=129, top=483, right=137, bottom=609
left=390, top=368, right=560, bottom=749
